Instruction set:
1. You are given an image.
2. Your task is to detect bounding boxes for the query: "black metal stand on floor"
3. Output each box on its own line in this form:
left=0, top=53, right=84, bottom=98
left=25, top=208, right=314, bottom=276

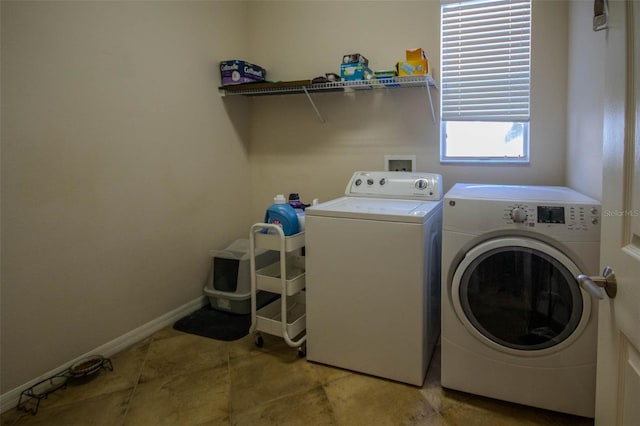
left=17, top=355, right=113, bottom=415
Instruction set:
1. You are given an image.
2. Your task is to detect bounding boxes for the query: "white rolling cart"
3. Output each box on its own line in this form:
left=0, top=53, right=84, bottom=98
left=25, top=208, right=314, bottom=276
left=249, top=223, right=307, bottom=356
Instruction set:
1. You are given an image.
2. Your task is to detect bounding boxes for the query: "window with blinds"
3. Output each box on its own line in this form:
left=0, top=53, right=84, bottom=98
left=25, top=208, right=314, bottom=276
left=440, top=0, right=531, bottom=162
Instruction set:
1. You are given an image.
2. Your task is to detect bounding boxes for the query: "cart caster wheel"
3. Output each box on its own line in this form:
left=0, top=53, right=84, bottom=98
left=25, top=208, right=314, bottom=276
left=255, top=335, right=263, bottom=348
left=298, top=343, right=306, bottom=358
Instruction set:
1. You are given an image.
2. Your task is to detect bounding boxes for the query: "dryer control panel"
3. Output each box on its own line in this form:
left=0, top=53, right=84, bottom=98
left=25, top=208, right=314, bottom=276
left=346, top=171, right=443, bottom=200
left=500, top=203, right=599, bottom=232
left=443, top=183, right=601, bottom=242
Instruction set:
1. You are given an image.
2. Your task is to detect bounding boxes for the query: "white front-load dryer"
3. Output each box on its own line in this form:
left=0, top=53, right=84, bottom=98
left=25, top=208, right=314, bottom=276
left=441, top=184, right=601, bottom=418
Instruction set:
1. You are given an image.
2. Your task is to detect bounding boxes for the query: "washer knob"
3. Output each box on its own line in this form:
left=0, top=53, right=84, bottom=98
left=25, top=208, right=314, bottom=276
left=367, top=178, right=374, bottom=186
left=355, top=179, right=362, bottom=186
left=379, top=178, right=387, bottom=186
left=415, top=179, right=428, bottom=190
left=510, top=207, right=528, bottom=223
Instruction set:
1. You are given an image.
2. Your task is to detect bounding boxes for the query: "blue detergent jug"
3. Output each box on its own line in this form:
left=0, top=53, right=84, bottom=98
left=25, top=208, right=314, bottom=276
left=263, top=194, right=300, bottom=236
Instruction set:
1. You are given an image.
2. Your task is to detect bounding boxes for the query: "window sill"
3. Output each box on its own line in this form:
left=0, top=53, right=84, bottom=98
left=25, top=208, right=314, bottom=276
left=440, top=157, right=530, bottom=165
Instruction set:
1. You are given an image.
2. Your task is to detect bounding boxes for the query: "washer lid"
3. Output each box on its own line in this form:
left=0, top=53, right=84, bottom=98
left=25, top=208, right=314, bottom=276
left=445, top=183, right=599, bottom=204
left=306, top=196, right=441, bottom=223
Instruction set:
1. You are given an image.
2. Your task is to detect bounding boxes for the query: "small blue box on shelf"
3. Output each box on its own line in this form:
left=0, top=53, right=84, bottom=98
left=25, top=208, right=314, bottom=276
left=340, top=63, right=373, bottom=81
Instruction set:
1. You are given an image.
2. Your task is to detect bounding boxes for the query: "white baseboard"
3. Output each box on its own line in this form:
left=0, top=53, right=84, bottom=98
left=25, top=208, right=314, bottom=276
left=0, top=296, right=207, bottom=413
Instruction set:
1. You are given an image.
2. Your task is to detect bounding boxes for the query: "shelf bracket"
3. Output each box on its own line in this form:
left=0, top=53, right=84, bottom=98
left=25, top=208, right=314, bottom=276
left=302, top=86, right=325, bottom=123
left=425, top=79, right=436, bottom=124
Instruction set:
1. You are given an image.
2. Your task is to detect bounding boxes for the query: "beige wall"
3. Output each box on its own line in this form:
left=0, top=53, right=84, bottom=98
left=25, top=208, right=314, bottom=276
left=245, top=0, right=570, bottom=218
left=566, top=0, right=605, bottom=201
left=1, top=1, right=252, bottom=393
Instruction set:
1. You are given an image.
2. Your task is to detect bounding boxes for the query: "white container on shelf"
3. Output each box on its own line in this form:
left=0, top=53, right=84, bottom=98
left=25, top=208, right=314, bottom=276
left=255, top=292, right=306, bottom=340
left=253, top=230, right=305, bottom=252
left=255, top=255, right=306, bottom=295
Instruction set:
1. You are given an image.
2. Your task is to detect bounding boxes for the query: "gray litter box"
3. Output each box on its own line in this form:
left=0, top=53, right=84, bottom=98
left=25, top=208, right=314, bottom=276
left=203, top=239, right=278, bottom=314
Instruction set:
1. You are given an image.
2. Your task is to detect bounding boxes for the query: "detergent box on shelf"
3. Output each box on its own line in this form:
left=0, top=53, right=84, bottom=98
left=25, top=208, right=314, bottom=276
left=396, top=59, right=430, bottom=76
left=340, top=63, right=374, bottom=81
left=406, top=48, right=427, bottom=61
left=397, top=48, right=431, bottom=76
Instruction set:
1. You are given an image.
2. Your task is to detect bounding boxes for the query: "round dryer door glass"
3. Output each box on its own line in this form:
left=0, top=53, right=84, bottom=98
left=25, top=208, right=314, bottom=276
left=458, top=245, right=583, bottom=351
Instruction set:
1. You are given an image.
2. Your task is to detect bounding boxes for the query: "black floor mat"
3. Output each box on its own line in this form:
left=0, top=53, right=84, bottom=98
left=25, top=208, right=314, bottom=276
left=173, top=293, right=279, bottom=341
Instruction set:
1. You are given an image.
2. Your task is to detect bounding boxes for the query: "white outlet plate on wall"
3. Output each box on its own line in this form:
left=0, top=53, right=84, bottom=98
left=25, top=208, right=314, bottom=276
left=384, top=155, right=416, bottom=172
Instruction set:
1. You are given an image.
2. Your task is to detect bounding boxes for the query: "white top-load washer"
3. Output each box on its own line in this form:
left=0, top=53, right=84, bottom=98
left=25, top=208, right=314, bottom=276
left=441, top=184, right=601, bottom=417
left=305, top=171, right=443, bottom=386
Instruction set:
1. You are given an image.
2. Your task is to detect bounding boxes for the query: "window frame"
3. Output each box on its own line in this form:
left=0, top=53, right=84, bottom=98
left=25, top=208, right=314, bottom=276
left=439, top=0, right=532, bottom=164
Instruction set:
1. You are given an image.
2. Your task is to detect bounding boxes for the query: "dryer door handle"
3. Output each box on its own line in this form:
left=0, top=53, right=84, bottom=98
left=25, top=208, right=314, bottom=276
left=576, top=266, right=617, bottom=299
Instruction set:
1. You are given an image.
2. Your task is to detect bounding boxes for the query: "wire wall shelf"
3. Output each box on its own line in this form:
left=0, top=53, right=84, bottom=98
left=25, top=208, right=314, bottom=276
left=218, top=75, right=438, bottom=123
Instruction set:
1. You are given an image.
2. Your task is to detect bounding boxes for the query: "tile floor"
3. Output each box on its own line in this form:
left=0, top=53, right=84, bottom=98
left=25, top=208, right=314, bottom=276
left=2, top=326, right=595, bottom=426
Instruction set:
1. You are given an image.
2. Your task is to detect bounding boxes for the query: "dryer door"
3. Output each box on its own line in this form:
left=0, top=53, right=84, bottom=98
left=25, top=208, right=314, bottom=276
left=451, top=237, right=591, bottom=355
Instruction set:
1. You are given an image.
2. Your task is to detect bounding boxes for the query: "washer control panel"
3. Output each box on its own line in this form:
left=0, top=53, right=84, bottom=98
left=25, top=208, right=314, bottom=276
left=347, top=171, right=443, bottom=200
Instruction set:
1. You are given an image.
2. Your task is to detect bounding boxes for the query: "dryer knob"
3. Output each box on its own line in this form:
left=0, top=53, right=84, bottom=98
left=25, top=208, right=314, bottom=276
left=510, top=207, right=528, bottom=223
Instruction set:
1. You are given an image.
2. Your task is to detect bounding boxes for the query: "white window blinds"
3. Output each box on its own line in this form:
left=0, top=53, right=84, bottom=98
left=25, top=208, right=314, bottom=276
left=441, top=0, right=531, bottom=122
